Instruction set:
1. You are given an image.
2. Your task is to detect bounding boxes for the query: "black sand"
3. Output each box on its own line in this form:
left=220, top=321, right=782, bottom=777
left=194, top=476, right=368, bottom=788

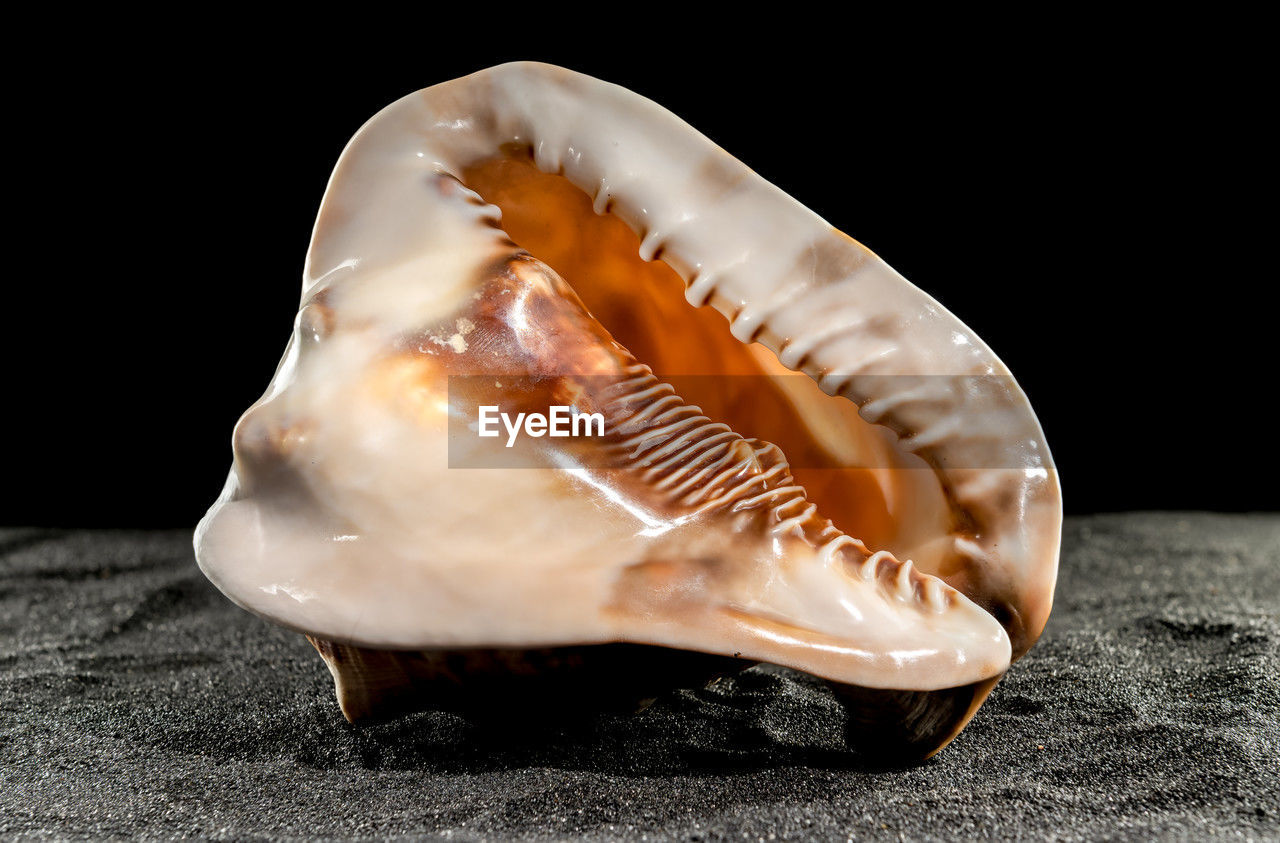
left=2, top=513, right=1277, bottom=840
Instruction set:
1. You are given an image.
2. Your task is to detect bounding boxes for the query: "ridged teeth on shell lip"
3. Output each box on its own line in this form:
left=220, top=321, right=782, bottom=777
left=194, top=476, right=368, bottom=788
left=728, top=439, right=764, bottom=476
left=894, top=559, right=917, bottom=601
left=637, top=228, right=668, bottom=262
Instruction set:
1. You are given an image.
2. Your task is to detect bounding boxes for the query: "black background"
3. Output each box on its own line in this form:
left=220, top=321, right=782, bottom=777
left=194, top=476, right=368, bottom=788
left=3, top=19, right=1271, bottom=527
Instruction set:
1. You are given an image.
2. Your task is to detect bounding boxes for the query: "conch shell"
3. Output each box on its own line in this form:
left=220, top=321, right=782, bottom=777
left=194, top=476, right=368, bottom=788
left=195, top=62, right=1061, bottom=760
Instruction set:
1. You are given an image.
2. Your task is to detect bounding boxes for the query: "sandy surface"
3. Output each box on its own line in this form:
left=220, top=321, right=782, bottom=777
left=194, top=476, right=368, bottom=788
left=2, top=513, right=1277, bottom=840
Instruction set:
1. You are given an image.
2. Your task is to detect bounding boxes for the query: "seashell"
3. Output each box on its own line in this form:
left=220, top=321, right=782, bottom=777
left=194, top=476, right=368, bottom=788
left=195, top=62, right=1061, bottom=760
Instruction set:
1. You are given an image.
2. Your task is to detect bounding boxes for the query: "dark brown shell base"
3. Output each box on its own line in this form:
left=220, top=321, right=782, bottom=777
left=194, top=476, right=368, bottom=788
left=308, top=637, right=997, bottom=762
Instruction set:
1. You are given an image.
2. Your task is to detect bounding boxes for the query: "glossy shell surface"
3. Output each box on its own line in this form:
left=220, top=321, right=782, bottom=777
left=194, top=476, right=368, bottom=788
left=195, top=62, right=1061, bottom=757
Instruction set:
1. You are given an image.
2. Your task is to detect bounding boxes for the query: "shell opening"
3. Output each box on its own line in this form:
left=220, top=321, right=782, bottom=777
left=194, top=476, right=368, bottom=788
left=461, top=153, right=954, bottom=575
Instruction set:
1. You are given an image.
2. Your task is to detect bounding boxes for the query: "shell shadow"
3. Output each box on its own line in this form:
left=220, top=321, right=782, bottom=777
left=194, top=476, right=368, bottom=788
left=318, top=666, right=930, bottom=775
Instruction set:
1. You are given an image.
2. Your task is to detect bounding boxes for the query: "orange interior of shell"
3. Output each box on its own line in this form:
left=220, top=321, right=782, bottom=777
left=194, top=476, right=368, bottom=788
left=461, top=155, right=953, bottom=572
